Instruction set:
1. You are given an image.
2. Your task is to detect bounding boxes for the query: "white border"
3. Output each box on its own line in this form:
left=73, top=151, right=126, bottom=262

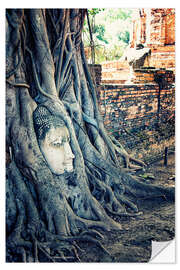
left=1, top=1, right=179, bottom=268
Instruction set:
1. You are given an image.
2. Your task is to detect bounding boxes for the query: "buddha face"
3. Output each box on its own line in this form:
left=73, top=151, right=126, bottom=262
left=39, top=126, right=75, bottom=175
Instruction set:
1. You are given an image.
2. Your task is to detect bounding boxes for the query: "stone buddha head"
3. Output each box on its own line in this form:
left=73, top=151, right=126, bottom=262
left=33, top=106, right=75, bottom=175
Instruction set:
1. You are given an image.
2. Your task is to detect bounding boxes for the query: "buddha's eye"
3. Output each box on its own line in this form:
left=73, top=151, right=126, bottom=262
left=62, top=136, right=70, bottom=144
left=62, top=137, right=67, bottom=144
left=51, top=142, right=63, bottom=147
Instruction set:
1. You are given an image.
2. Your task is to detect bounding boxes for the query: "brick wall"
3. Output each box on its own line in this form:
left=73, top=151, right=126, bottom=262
left=147, top=46, right=175, bottom=71
left=130, top=8, right=175, bottom=72
left=133, top=68, right=174, bottom=84
left=101, top=60, right=130, bottom=84
left=98, top=82, right=175, bottom=147
left=86, top=8, right=175, bottom=153
left=87, top=65, right=175, bottom=149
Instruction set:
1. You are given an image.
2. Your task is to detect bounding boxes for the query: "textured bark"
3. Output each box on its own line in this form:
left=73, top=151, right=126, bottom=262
left=6, top=9, right=174, bottom=262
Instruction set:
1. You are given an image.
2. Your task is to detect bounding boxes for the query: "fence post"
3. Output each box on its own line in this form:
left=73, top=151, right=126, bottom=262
left=164, top=147, right=168, bottom=166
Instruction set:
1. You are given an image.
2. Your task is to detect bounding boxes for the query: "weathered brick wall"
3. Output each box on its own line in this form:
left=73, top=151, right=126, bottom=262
left=147, top=46, right=175, bottom=71
left=99, top=82, right=175, bottom=143
left=130, top=8, right=175, bottom=72
left=148, top=8, right=175, bottom=46
left=101, top=60, right=130, bottom=84
left=133, top=68, right=175, bottom=84
left=148, top=8, right=175, bottom=71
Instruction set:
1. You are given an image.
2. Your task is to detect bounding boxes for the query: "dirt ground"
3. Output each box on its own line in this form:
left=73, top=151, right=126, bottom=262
left=77, top=154, right=175, bottom=262
left=142, top=153, right=175, bottom=187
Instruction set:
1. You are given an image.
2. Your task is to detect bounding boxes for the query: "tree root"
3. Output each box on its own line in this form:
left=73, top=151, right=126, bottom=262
left=7, top=224, right=111, bottom=262
left=121, top=172, right=175, bottom=202
left=86, top=166, right=140, bottom=216
left=26, top=46, right=58, bottom=100
left=110, top=135, right=146, bottom=169
left=6, top=79, right=30, bottom=89
left=105, top=204, right=143, bottom=217
left=6, top=40, right=22, bottom=79
left=7, top=195, right=112, bottom=262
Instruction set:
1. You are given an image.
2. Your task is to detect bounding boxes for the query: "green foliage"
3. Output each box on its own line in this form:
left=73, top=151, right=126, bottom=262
left=88, top=8, right=105, bottom=16
left=94, top=24, right=108, bottom=44
left=103, top=8, right=132, bottom=22
left=83, top=8, right=132, bottom=63
left=117, top=31, right=130, bottom=44
left=94, top=44, right=124, bottom=63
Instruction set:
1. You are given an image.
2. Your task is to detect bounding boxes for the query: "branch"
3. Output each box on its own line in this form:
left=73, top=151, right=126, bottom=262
left=6, top=41, right=22, bottom=79
left=80, top=42, right=101, bottom=124
left=110, top=135, right=146, bottom=168
left=47, top=9, right=58, bottom=38
left=56, top=9, right=70, bottom=91
left=28, top=9, right=57, bottom=96
left=6, top=79, right=30, bottom=89
left=6, top=10, right=24, bottom=79
left=60, top=50, right=73, bottom=87
left=26, top=47, right=57, bottom=100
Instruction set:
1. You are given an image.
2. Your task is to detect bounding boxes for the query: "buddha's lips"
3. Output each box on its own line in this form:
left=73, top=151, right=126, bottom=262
left=63, top=160, right=73, bottom=165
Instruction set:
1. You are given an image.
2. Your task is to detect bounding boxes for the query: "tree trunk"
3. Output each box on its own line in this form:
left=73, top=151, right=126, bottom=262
left=6, top=9, right=174, bottom=262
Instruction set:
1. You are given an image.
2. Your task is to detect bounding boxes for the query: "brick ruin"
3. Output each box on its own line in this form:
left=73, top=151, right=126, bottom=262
left=88, top=8, right=175, bottom=156
left=130, top=8, right=175, bottom=72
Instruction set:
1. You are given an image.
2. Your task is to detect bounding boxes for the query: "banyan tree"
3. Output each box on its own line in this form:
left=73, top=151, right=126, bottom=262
left=6, top=9, right=175, bottom=262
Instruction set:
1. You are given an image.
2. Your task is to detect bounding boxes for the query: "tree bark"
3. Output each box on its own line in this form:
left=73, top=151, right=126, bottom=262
left=6, top=9, right=174, bottom=262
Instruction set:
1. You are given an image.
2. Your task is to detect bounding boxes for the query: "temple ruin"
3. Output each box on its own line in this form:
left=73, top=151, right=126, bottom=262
left=88, top=8, right=175, bottom=160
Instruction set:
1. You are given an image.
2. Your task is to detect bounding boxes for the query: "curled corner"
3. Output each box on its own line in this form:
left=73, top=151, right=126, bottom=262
left=150, top=239, right=175, bottom=263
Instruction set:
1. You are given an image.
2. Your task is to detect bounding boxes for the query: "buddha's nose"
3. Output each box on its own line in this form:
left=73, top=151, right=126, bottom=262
left=64, top=143, right=75, bottom=159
